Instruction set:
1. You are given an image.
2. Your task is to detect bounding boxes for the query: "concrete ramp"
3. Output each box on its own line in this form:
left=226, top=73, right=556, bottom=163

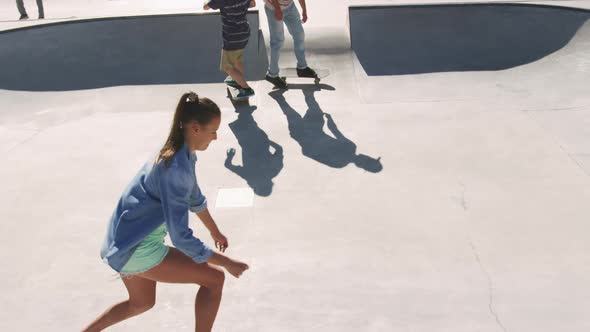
left=350, top=4, right=590, bottom=75
left=0, top=13, right=268, bottom=91
left=2, top=3, right=590, bottom=332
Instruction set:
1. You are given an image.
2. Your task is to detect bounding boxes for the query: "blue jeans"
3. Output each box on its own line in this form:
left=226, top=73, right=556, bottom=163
left=265, top=3, right=308, bottom=77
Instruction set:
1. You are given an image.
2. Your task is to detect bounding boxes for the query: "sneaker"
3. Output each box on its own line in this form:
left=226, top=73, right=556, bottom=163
left=297, top=67, right=317, bottom=78
left=265, top=75, right=287, bottom=89
left=237, top=87, right=255, bottom=99
left=224, top=76, right=240, bottom=88
left=19, top=14, right=29, bottom=20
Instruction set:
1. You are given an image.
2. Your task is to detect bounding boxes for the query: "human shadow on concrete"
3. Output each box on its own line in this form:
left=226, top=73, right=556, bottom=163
left=225, top=100, right=284, bottom=197
left=268, top=87, right=382, bottom=172
left=349, top=3, right=590, bottom=75
left=0, top=13, right=268, bottom=91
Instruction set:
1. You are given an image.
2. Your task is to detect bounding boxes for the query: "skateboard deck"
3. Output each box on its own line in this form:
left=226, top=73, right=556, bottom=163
left=227, top=85, right=251, bottom=101
left=280, top=68, right=329, bottom=84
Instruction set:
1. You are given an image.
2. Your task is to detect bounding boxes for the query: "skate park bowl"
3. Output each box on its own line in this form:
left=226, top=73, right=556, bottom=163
left=349, top=3, right=590, bottom=76
left=0, top=12, right=268, bottom=91
left=2, top=1, right=590, bottom=331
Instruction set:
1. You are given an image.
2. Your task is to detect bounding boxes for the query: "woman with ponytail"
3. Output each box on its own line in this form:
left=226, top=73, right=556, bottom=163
left=84, top=92, right=249, bottom=332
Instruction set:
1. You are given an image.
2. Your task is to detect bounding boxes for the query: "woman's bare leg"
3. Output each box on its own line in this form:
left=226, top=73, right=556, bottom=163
left=84, top=248, right=246, bottom=332
left=83, top=276, right=156, bottom=332
left=139, top=248, right=225, bottom=332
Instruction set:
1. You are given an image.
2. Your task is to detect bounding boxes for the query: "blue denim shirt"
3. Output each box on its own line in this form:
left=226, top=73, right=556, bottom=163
left=101, top=144, right=213, bottom=272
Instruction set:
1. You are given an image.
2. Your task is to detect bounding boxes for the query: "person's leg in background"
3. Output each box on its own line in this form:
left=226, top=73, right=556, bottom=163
left=37, top=0, right=44, bottom=19
left=265, top=5, right=285, bottom=78
left=222, top=50, right=249, bottom=88
left=282, top=4, right=308, bottom=71
left=223, top=50, right=255, bottom=97
left=16, top=0, right=28, bottom=20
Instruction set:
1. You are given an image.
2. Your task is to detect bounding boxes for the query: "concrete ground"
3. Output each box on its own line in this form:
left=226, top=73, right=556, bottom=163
left=1, top=1, right=589, bottom=331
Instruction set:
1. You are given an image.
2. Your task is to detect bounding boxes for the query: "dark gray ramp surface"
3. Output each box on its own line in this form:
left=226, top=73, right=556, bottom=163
left=0, top=12, right=268, bottom=91
left=350, top=3, right=590, bottom=75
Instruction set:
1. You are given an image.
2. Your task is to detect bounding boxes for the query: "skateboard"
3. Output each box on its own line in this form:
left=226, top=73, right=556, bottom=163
left=226, top=84, right=251, bottom=102
left=280, top=68, right=329, bottom=84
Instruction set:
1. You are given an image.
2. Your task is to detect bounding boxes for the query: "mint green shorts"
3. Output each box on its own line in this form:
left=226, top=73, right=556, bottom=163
left=121, top=223, right=169, bottom=274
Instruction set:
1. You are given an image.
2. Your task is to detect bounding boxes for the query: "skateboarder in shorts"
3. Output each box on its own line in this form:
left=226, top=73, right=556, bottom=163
left=204, top=0, right=256, bottom=99
left=264, top=0, right=317, bottom=88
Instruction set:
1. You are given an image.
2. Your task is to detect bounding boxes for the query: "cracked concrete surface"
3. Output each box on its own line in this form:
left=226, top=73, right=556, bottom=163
left=470, top=241, right=508, bottom=332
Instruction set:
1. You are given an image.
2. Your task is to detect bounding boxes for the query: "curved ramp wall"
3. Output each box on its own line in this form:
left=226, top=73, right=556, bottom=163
left=349, top=3, right=590, bottom=76
left=0, top=12, right=267, bottom=91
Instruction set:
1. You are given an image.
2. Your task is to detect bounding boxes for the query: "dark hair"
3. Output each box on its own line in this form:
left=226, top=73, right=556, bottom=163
left=156, top=92, right=221, bottom=166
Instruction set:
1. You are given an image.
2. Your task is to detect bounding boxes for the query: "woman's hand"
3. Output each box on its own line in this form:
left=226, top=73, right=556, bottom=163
left=211, top=231, right=229, bottom=252
left=302, top=10, right=307, bottom=23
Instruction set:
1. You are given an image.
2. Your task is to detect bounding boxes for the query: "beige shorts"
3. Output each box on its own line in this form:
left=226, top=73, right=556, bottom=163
left=220, top=49, right=244, bottom=72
